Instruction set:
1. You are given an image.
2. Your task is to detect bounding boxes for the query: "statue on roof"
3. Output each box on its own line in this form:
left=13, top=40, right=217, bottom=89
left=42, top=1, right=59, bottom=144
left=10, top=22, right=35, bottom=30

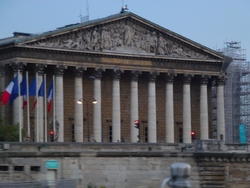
left=120, top=5, right=129, bottom=13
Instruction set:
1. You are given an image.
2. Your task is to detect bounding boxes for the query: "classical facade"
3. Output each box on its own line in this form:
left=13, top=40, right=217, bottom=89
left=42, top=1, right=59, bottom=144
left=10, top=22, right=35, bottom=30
left=0, top=12, right=231, bottom=143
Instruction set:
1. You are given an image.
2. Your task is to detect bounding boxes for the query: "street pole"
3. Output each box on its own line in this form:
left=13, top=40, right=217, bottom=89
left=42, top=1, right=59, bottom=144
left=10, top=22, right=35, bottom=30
left=86, top=101, right=90, bottom=142
left=77, top=97, right=97, bottom=142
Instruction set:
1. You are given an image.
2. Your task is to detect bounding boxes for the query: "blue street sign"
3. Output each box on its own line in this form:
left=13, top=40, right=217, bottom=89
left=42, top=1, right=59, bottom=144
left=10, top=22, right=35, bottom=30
left=239, top=124, right=246, bottom=144
left=46, top=160, right=58, bottom=169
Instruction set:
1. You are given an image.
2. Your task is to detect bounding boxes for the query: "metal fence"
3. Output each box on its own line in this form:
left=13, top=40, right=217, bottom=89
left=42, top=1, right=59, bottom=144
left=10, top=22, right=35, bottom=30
left=0, top=179, right=77, bottom=188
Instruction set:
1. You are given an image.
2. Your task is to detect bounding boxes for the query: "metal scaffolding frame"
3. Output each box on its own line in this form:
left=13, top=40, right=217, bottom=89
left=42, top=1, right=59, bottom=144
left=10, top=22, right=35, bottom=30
left=216, top=41, right=249, bottom=143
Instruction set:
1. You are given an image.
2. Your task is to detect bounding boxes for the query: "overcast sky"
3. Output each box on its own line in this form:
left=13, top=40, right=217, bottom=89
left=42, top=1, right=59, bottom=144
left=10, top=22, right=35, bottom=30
left=1, top=0, right=249, bottom=60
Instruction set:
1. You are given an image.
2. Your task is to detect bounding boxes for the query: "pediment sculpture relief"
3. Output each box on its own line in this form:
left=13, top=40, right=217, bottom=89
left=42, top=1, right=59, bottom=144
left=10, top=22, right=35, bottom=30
left=31, top=20, right=209, bottom=59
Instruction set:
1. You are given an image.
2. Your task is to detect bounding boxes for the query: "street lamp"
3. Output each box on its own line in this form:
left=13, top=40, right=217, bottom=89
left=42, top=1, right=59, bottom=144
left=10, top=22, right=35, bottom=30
left=77, top=98, right=97, bottom=142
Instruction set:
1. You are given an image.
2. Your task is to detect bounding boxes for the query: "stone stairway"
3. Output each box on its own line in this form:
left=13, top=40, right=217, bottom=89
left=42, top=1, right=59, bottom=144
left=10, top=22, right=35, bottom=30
left=199, top=162, right=226, bottom=188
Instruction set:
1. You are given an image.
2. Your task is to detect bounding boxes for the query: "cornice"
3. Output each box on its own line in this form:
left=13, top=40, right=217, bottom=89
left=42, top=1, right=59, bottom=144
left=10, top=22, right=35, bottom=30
left=0, top=45, right=223, bottom=64
left=0, top=46, right=223, bottom=76
left=194, top=152, right=250, bottom=163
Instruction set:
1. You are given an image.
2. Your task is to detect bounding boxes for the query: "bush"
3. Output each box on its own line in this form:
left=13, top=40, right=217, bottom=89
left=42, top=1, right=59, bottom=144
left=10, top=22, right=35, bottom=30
left=0, top=115, right=26, bottom=141
left=87, top=183, right=97, bottom=188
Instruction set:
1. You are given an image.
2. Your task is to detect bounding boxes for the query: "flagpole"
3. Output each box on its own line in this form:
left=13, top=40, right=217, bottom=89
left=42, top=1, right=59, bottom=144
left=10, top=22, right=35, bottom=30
left=36, top=72, right=39, bottom=142
left=18, top=70, right=22, bottom=142
left=26, top=71, right=30, bottom=138
left=44, top=74, right=47, bottom=142
left=53, top=75, right=55, bottom=141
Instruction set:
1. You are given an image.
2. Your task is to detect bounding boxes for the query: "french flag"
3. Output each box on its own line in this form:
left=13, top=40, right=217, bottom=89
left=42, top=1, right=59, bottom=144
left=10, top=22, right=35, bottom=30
left=32, top=79, right=45, bottom=110
left=29, top=76, right=37, bottom=110
left=47, top=80, right=53, bottom=113
left=20, top=76, right=27, bottom=109
left=1, top=75, right=18, bottom=105
left=29, top=76, right=36, bottom=96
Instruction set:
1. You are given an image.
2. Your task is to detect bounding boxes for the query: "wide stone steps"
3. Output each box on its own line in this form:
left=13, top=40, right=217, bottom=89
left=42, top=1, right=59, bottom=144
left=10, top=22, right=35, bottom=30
left=199, top=165, right=226, bottom=188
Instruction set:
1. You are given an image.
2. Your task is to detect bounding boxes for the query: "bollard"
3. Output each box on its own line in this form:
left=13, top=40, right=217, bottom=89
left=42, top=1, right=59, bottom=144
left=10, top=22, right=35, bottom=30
left=161, top=162, right=191, bottom=188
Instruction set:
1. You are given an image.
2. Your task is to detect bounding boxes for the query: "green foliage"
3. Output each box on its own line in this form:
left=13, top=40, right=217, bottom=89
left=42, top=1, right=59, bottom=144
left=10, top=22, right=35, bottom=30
left=0, top=115, right=26, bottom=142
left=0, top=114, right=3, bottom=125
left=87, top=183, right=97, bottom=188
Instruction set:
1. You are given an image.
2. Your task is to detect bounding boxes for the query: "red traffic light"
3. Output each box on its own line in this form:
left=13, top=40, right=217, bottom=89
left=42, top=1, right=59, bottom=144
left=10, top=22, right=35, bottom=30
left=49, top=130, right=54, bottom=142
left=191, top=131, right=195, bottom=140
left=134, top=120, right=140, bottom=129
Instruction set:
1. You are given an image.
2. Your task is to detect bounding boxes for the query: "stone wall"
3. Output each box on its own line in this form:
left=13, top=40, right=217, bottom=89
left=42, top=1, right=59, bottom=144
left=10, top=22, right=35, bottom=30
left=1, top=141, right=250, bottom=188
left=0, top=143, right=198, bottom=188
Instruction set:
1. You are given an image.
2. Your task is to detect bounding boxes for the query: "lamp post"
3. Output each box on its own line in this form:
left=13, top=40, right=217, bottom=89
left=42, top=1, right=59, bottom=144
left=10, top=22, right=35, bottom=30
left=77, top=98, right=97, bottom=142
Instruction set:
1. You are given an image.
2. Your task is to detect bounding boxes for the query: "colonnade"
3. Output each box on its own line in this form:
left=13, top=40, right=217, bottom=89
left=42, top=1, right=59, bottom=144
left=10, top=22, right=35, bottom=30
left=1, top=63, right=226, bottom=143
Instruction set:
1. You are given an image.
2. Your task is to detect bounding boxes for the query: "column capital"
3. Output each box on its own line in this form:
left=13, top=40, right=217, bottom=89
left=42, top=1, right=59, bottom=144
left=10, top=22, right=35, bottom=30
left=183, top=74, right=193, bottom=84
left=55, top=65, right=66, bottom=76
left=164, top=72, right=176, bottom=83
left=11, top=62, right=24, bottom=73
left=34, top=64, right=45, bottom=75
left=200, top=75, right=210, bottom=84
left=216, top=75, right=226, bottom=85
left=93, top=68, right=104, bottom=79
left=130, top=70, right=141, bottom=81
left=74, top=66, right=85, bottom=77
left=147, top=71, right=159, bottom=82
left=112, top=69, right=123, bottom=80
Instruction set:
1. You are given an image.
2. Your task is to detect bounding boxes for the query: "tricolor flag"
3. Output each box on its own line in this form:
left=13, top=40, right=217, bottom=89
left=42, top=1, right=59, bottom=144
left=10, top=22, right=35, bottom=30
left=47, top=80, right=53, bottom=113
left=1, top=75, right=18, bottom=105
left=29, top=76, right=36, bottom=96
left=20, top=76, right=27, bottom=109
left=32, top=79, right=45, bottom=110
left=9, top=76, right=19, bottom=106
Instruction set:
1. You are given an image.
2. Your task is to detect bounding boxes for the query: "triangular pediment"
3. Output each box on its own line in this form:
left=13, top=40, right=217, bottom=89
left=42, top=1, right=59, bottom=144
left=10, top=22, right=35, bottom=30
left=17, top=12, right=223, bottom=60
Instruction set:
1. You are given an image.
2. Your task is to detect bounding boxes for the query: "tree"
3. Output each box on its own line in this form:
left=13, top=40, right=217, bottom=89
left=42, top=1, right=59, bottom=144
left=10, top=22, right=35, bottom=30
left=0, top=115, right=26, bottom=142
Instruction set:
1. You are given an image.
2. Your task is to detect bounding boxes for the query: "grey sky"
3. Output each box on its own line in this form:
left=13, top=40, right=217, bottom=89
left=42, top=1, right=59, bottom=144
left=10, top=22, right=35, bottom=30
left=1, top=0, right=249, bottom=60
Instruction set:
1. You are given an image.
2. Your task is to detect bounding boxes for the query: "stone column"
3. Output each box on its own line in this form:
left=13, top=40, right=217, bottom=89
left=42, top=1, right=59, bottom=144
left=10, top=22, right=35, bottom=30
left=147, top=71, right=158, bottom=143
left=130, top=70, right=140, bottom=142
left=0, top=65, right=6, bottom=121
left=74, top=67, right=84, bottom=142
left=217, top=75, right=226, bottom=140
left=93, top=68, right=104, bottom=142
left=35, top=64, right=45, bottom=142
left=164, top=72, right=175, bottom=143
left=200, top=75, right=209, bottom=140
left=183, top=74, right=192, bottom=143
left=112, top=69, right=123, bottom=142
left=55, top=65, right=65, bottom=142
left=11, top=62, right=24, bottom=127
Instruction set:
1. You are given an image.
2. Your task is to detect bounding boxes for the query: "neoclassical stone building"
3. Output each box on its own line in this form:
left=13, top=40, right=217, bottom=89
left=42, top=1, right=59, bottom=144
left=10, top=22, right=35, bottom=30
left=0, top=12, right=231, bottom=143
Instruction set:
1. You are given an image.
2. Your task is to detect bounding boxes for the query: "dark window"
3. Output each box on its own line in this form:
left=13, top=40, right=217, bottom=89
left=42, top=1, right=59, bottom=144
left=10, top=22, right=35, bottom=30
left=0, top=166, right=9, bottom=171
left=144, top=127, right=148, bottom=143
left=14, top=166, right=24, bottom=171
left=109, top=125, right=112, bottom=142
left=72, top=124, right=75, bottom=142
left=30, top=166, right=40, bottom=172
left=179, top=128, right=183, bottom=143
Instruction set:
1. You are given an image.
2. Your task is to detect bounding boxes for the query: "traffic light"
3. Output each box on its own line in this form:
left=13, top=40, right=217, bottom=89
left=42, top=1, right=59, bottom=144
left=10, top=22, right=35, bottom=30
left=134, top=120, right=140, bottom=129
left=49, top=130, right=54, bottom=142
left=191, top=131, right=195, bottom=140
left=134, top=120, right=140, bottom=142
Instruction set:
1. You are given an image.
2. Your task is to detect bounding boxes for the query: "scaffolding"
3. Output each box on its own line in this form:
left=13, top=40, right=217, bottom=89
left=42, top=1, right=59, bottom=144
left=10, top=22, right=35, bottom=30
left=216, top=41, right=250, bottom=143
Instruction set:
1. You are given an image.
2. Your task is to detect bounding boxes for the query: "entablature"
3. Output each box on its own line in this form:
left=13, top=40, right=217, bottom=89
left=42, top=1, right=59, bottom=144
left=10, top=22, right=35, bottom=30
left=0, top=46, right=223, bottom=77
